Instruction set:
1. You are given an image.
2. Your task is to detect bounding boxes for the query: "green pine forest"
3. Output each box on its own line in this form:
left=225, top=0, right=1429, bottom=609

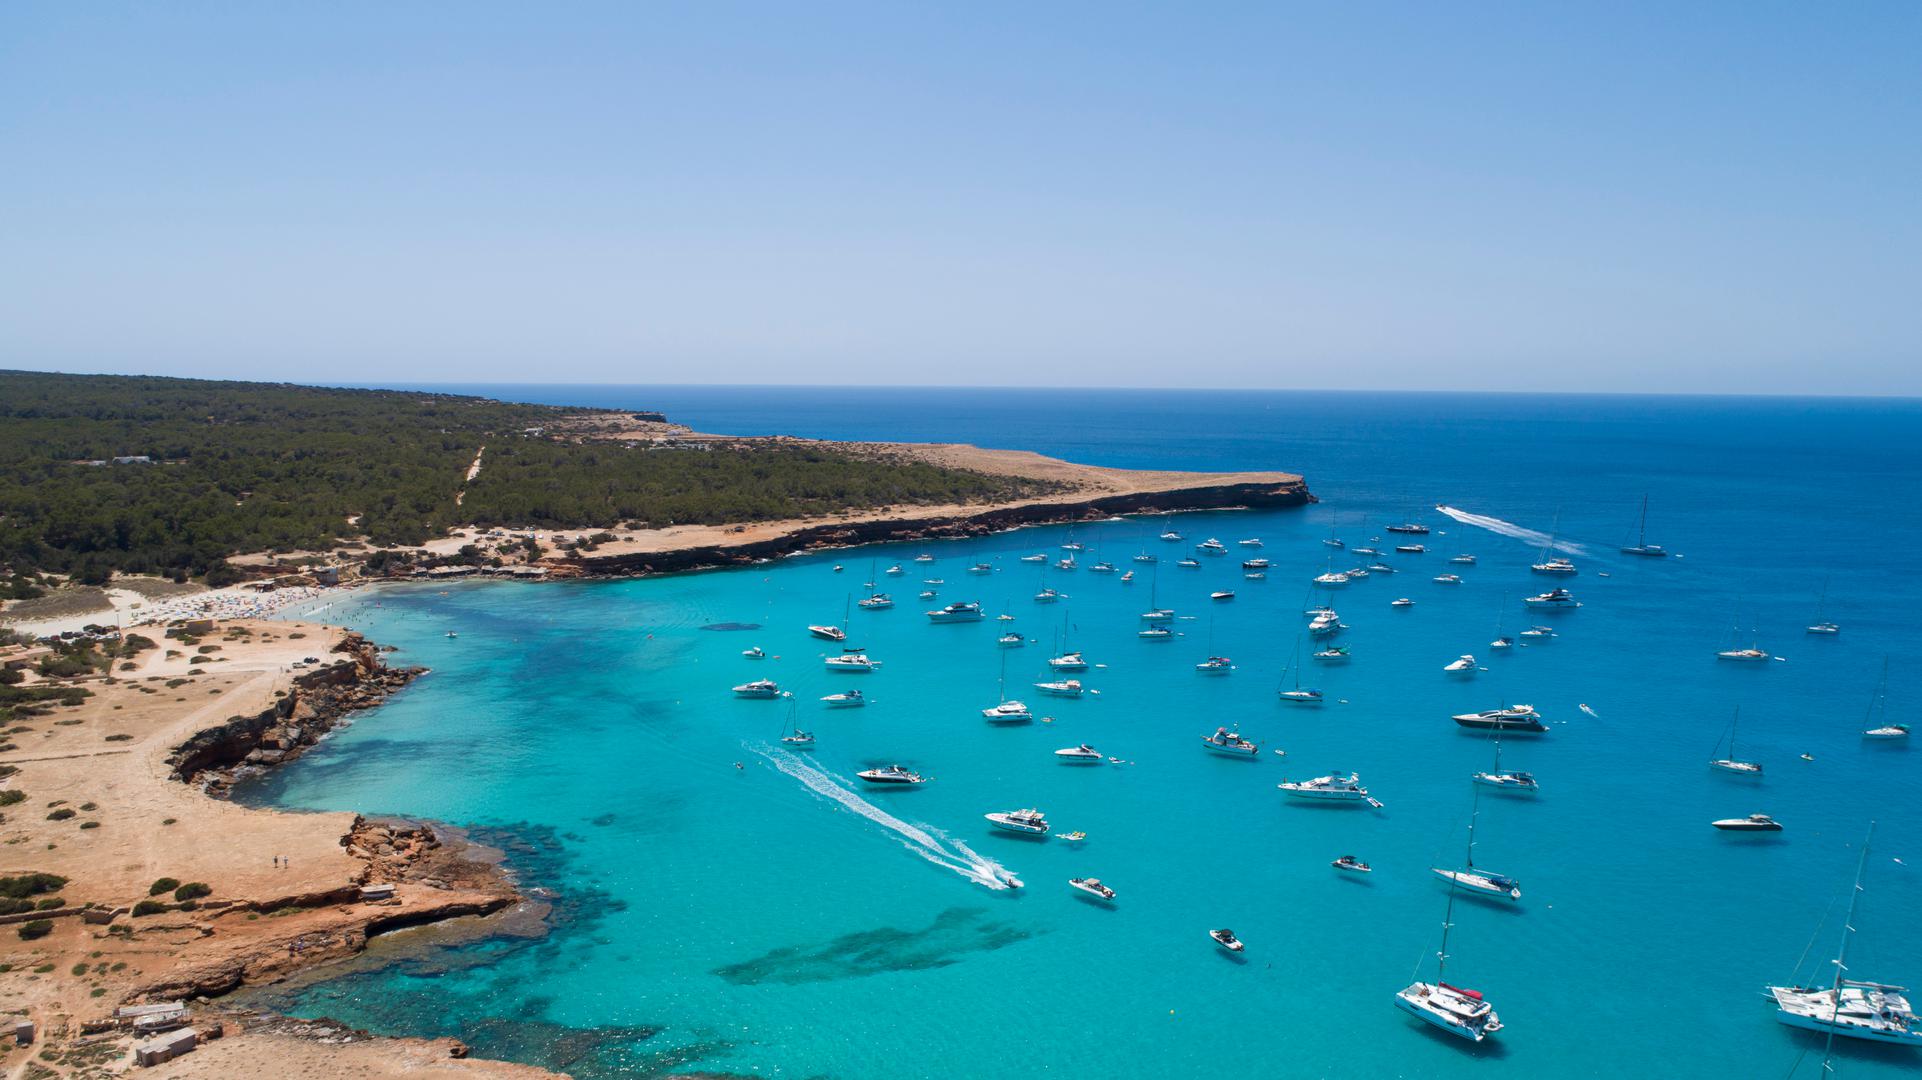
left=0, top=371, right=1047, bottom=583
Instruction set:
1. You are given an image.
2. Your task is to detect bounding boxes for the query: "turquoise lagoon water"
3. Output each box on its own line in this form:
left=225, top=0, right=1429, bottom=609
left=250, top=390, right=1922, bottom=1078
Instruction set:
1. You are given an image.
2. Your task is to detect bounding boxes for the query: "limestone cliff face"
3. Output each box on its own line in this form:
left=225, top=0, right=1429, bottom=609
left=575, top=478, right=1313, bottom=576
left=168, top=633, right=424, bottom=794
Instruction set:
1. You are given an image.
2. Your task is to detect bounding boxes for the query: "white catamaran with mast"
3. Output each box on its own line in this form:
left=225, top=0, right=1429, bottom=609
left=1620, top=494, right=1668, bottom=557
left=1768, top=822, right=1922, bottom=1047
left=1709, top=706, right=1763, bottom=775
left=1396, top=805, right=1505, bottom=1042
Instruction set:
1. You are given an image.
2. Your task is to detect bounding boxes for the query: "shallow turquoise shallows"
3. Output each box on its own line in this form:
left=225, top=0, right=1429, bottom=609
left=249, top=390, right=1922, bottom=1079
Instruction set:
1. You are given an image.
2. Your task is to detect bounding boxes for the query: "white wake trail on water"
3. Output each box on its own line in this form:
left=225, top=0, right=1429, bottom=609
left=749, top=744, right=1015, bottom=890
left=1434, top=505, right=1588, bottom=556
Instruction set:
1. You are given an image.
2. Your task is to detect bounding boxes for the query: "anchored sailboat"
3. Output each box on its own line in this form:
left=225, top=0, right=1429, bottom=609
left=1397, top=798, right=1506, bottom=1041
left=1620, top=494, right=1668, bottom=557
left=1709, top=706, right=1763, bottom=775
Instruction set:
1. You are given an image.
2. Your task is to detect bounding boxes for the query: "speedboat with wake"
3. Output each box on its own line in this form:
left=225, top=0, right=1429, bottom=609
left=985, top=808, right=1050, bottom=835
left=857, top=764, right=926, bottom=785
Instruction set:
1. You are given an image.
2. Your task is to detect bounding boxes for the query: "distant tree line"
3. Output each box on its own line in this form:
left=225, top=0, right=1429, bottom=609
left=0, top=371, right=1043, bottom=580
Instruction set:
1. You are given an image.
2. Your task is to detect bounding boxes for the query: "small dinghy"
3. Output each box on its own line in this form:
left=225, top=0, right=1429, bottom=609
left=1210, top=928, right=1245, bottom=953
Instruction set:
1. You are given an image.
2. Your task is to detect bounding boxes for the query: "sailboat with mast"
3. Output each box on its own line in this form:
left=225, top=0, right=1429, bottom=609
left=1862, top=658, right=1909, bottom=740
left=1277, top=636, right=1324, bottom=705
left=1530, top=513, right=1578, bottom=575
left=1806, top=576, right=1840, bottom=635
left=1430, top=786, right=1522, bottom=901
left=1709, top=706, right=1763, bottom=775
left=1620, top=495, right=1668, bottom=557
left=981, top=649, right=1033, bottom=724
left=808, top=595, right=852, bottom=641
left=1768, top=822, right=1922, bottom=1046
left=777, top=699, right=815, bottom=749
left=1472, top=730, right=1538, bottom=793
left=1194, top=615, right=1233, bottom=674
left=1396, top=803, right=1506, bottom=1042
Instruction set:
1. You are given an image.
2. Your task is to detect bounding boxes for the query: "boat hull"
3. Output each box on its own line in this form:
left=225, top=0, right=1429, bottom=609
left=1394, top=987, right=1495, bottom=1042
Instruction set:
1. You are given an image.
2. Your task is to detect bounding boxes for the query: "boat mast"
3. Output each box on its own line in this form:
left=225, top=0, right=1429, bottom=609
left=1820, top=823, right=1877, bottom=1071
left=1637, top=495, right=1649, bottom=549
left=1865, top=658, right=1890, bottom=728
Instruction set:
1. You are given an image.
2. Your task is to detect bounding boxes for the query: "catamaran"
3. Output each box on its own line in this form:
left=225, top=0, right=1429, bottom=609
left=1048, top=651, right=1089, bottom=672
left=857, top=593, right=894, bottom=610
left=983, top=650, right=1032, bottom=722
left=1620, top=495, right=1668, bottom=557
left=1396, top=806, right=1505, bottom=1042
left=1708, top=706, right=1762, bottom=775
left=1768, top=822, right=1921, bottom=1046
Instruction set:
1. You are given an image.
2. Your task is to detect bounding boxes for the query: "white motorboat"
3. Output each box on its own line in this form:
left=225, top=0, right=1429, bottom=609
left=1195, top=655, right=1235, bottom=674
left=732, top=679, right=781, bottom=699
left=1197, top=538, right=1228, bottom=556
left=917, top=589, right=937, bottom=600
left=913, top=554, right=935, bottom=563
left=820, top=690, right=867, bottom=708
left=857, top=593, right=894, bottom=610
left=1523, top=589, right=1581, bottom=609
left=1176, top=557, right=1201, bottom=568
left=1313, top=572, right=1351, bottom=588
left=1211, top=928, right=1245, bottom=953
left=1385, top=522, right=1430, bottom=535
left=1279, top=688, right=1325, bottom=705
left=997, top=632, right=1025, bottom=648
left=1242, top=557, right=1271, bottom=570
left=1530, top=557, right=1578, bottom=575
left=1768, top=824, right=1919, bottom=1046
left=1450, top=554, right=1477, bottom=565
left=1133, top=552, right=1158, bottom=563
left=1060, top=541, right=1084, bottom=552
left=1452, top=705, right=1547, bottom=734
left=1346, top=567, right=1370, bottom=579
left=1210, top=590, right=1235, bottom=601
left=1090, top=561, right=1117, bottom=574
left=925, top=601, right=985, bottom=623
left=1490, top=635, right=1513, bottom=650
left=1307, top=612, right=1342, bottom=636
left=1034, top=679, right=1084, bottom=698
left=1433, top=573, right=1462, bottom=584
left=1708, top=707, right=1762, bottom=775
left=1140, top=607, right=1175, bottom=621
left=1054, top=744, right=1104, bottom=764
left=1069, top=877, right=1117, bottom=901
left=985, top=808, right=1050, bottom=835
left=1353, top=547, right=1380, bottom=556
left=1048, top=652, right=1089, bottom=672
left=1519, top=625, right=1557, bottom=641
left=742, top=646, right=765, bottom=659
left=886, top=564, right=906, bottom=575
left=983, top=700, right=1034, bottom=723
left=968, top=563, right=994, bottom=575
left=1808, top=621, right=1841, bottom=635
left=1034, top=588, right=1061, bottom=604
left=1444, top=654, right=1478, bottom=675
left=1241, top=538, right=1265, bottom=548
left=1712, top=813, right=1783, bottom=831
left=1312, top=645, right=1351, bottom=664
left=1332, top=855, right=1372, bottom=874
left=1395, top=544, right=1426, bottom=554
left=1160, top=531, right=1183, bottom=542
left=922, top=578, right=946, bottom=586
left=1019, top=553, right=1046, bottom=563
left=1278, top=772, right=1372, bottom=801
left=1055, top=557, right=1077, bottom=572
left=1138, top=625, right=1174, bottom=640
left=1243, top=571, right=1266, bottom=580
left=857, top=764, right=926, bottom=785
left=824, top=652, right=881, bottom=673
left=807, top=624, right=847, bottom=642
left=1391, top=597, right=1415, bottom=608
left=1200, top=728, right=1260, bottom=757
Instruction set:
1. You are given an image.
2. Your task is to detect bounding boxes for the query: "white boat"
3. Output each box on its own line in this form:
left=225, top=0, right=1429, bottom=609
left=997, top=632, right=1025, bottom=649
left=1394, top=544, right=1426, bottom=554
left=1241, top=538, right=1264, bottom=548
left=1860, top=659, right=1908, bottom=740
left=1523, top=589, right=1581, bottom=609
left=1490, top=636, right=1513, bottom=650
left=1808, top=621, right=1841, bottom=635
left=925, top=601, right=984, bottom=623
left=820, top=690, right=867, bottom=708
left=1069, top=877, right=1117, bottom=901
left=1243, top=571, right=1266, bottom=581
left=1433, top=573, right=1461, bottom=584
left=1160, top=531, right=1183, bottom=542
left=1472, top=732, right=1537, bottom=792
left=1313, top=571, right=1351, bottom=588
left=777, top=700, right=814, bottom=749
left=1708, top=707, right=1762, bottom=775
left=1121, top=570, right=1135, bottom=582
left=1385, top=522, right=1430, bottom=535
left=1717, top=647, right=1770, bottom=662
left=1431, top=866, right=1522, bottom=901
left=1332, top=855, right=1372, bottom=874
left=1450, top=554, right=1477, bottom=565
left=1210, top=928, right=1245, bottom=953
left=1140, top=608, right=1175, bottom=621
left=1307, top=612, right=1343, bottom=636
left=857, top=593, right=894, bottom=610
left=1444, top=654, right=1478, bottom=675
left=1034, top=679, right=1084, bottom=698
left=917, top=590, right=937, bottom=600
left=807, top=624, right=847, bottom=642
left=1090, top=561, right=1116, bottom=574
left=968, top=563, right=993, bottom=575
left=1061, top=541, right=1084, bottom=552
left=985, top=808, right=1049, bottom=835
left=1278, top=639, right=1323, bottom=704
left=1019, top=554, right=1046, bottom=563
left=1312, top=645, right=1351, bottom=664
left=1196, top=538, right=1228, bottom=555
left=1278, top=772, right=1372, bottom=801
left=1769, top=825, right=1920, bottom=1047
left=1452, top=705, right=1548, bottom=734
left=1034, top=588, right=1062, bottom=604
left=1210, top=591, right=1235, bottom=601
left=981, top=700, right=1033, bottom=722
left=1133, top=552, right=1158, bottom=564
left=742, top=646, right=765, bottom=659
left=1391, top=597, right=1415, bottom=608
left=1620, top=495, right=1669, bottom=557
left=1176, top=557, right=1201, bottom=568
left=824, top=652, right=881, bottom=673
left=857, top=764, right=925, bottom=785
left=732, top=679, right=781, bottom=699
left=1864, top=725, right=1910, bottom=740
left=1242, top=558, right=1270, bottom=570
left=1519, top=625, right=1557, bottom=641
left=1397, top=793, right=1505, bottom=1042
left=1054, top=744, right=1104, bottom=765
left=1195, top=655, right=1234, bottom=674
left=1048, top=652, right=1089, bottom=672
left=1137, top=625, right=1173, bottom=641
left=1346, top=567, right=1370, bottom=579
left=1530, top=557, right=1578, bottom=575
left=1200, top=727, right=1260, bottom=757
left=1353, top=547, right=1380, bottom=556
left=1055, top=557, right=1077, bottom=572
left=885, top=564, right=906, bottom=575
left=913, top=553, right=935, bottom=563
left=922, top=578, right=945, bottom=586
left=1712, top=813, right=1783, bottom=831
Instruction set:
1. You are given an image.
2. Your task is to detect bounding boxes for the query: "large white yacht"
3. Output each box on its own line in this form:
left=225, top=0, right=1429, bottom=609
left=1278, top=772, right=1372, bottom=802
left=1523, top=588, right=1581, bottom=609
left=982, top=700, right=1034, bottom=723
left=1444, top=654, right=1478, bottom=675
left=823, top=652, right=881, bottom=673
left=1769, top=824, right=1920, bottom=1045
left=1034, top=679, right=1084, bottom=698
left=1452, top=705, right=1548, bottom=734
left=1530, top=557, right=1578, bottom=575
left=731, top=679, right=781, bottom=699
left=985, top=808, right=1050, bottom=835
left=1054, top=744, right=1105, bottom=765
left=925, top=601, right=985, bottom=623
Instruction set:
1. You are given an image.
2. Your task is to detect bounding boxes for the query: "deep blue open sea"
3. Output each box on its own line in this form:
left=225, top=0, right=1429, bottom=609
left=251, top=388, right=1922, bottom=1078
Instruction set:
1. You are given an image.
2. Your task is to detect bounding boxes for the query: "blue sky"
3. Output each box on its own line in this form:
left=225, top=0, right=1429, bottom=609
left=2, top=3, right=1917, bottom=393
